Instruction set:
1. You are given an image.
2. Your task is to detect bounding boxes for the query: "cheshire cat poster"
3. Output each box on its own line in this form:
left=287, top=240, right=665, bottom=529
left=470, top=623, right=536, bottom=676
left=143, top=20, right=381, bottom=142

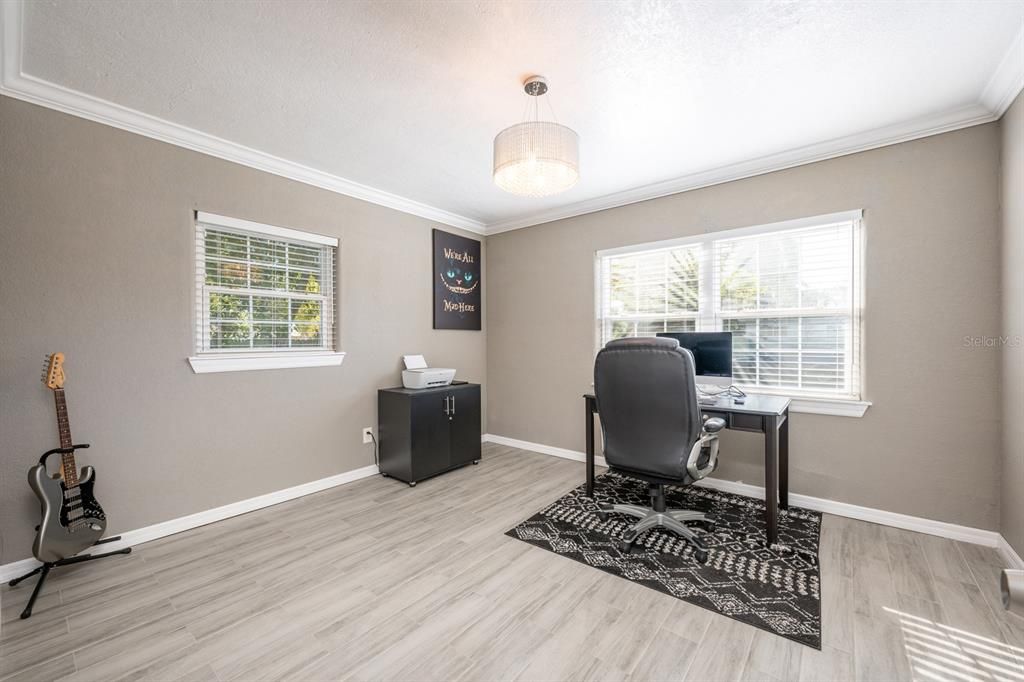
left=433, top=229, right=482, bottom=330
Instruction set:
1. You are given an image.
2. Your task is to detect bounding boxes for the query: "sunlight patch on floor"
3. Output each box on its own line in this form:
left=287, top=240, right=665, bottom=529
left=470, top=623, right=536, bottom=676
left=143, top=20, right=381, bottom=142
left=886, top=607, right=1024, bottom=682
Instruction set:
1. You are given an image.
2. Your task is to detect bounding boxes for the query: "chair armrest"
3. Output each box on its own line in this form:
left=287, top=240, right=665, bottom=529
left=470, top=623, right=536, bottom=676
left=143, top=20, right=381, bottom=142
left=703, top=417, right=726, bottom=434
left=686, top=429, right=721, bottom=480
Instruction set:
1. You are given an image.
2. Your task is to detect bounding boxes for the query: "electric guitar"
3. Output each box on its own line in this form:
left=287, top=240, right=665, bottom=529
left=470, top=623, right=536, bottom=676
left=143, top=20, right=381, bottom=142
left=29, top=353, right=107, bottom=562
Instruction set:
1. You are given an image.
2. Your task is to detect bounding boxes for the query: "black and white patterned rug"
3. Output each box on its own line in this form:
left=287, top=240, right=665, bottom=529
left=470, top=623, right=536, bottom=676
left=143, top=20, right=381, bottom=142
left=505, top=472, right=823, bottom=648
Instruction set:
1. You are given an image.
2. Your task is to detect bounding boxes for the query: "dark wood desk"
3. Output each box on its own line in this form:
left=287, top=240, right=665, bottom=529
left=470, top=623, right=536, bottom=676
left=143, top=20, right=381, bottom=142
left=583, top=393, right=791, bottom=547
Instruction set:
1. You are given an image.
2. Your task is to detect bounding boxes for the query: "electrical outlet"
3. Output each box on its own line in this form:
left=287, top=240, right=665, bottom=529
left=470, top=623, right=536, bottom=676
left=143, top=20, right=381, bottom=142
left=362, top=427, right=373, bottom=444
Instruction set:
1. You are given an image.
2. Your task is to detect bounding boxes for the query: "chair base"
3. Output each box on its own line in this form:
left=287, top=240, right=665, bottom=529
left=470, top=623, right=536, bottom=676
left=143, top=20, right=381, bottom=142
left=597, top=484, right=714, bottom=563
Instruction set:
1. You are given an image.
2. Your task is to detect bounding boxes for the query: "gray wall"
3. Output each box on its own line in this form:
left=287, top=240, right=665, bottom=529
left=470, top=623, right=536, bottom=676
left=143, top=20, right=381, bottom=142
left=0, top=96, right=486, bottom=565
left=486, top=123, right=1003, bottom=531
left=1001, top=92, right=1024, bottom=556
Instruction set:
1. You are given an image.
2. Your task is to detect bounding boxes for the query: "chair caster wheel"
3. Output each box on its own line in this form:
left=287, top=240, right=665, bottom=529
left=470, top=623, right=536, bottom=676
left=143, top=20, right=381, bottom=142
left=408, top=481, right=417, bottom=487
left=473, top=460, right=480, bottom=465
left=692, top=548, right=709, bottom=564
left=618, top=539, right=643, bottom=554
left=700, top=521, right=717, bottom=533
left=596, top=511, right=609, bottom=522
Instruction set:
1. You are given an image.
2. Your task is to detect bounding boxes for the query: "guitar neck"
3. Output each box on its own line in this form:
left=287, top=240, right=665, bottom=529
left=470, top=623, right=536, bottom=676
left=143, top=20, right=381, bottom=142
left=53, top=388, right=79, bottom=487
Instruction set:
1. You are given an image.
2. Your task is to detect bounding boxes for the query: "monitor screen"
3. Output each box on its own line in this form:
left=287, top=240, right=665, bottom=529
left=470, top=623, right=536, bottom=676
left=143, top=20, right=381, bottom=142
left=657, top=332, right=733, bottom=379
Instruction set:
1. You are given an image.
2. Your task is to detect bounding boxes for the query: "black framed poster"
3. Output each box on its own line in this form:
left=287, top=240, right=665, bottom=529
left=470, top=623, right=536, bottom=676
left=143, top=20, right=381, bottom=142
left=433, top=229, right=482, bottom=330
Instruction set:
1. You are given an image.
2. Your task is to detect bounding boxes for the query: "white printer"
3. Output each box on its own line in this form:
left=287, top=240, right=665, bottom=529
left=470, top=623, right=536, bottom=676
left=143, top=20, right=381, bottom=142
left=401, top=354, right=456, bottom=389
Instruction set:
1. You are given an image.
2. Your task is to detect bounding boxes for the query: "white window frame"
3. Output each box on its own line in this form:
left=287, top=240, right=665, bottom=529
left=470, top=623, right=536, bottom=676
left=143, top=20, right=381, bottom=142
left=595, top=210, right=870, bottom=417
left=188, top=212, right=345, bottom=374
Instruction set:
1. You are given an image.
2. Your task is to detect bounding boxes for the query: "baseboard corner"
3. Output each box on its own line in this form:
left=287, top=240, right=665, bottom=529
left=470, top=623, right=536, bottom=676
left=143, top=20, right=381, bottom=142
left=998, top=535, right=1024, bottom=570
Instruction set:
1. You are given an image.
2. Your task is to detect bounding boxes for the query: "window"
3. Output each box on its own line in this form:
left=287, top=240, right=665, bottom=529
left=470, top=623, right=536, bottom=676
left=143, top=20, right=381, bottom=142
left=189, top=212, right=343, bottom=374
left=597, top=211, right=864, bottom=406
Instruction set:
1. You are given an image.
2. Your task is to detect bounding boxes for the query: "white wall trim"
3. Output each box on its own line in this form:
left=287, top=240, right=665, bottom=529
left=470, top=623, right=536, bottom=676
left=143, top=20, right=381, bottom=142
left=3, top=1, right=1023, bottom=237
left=482, top=433, right=1000, bottom=548
left=197, top=211, right=339, bottom=247
left=0, top=2, right=485, bottom=235
left=484, top=433, right=609, bottom=468
left=788, top=397, right=871, bottom=418
left=0, top=462, right=379, bottom=582
left=3, top=436, right=1018, bottom=580
left=694, top=476, right=999, bottom=548
left=981, top=20, right=1024, bottom=117
left=999, top=536, right=1024, bottom=571
left=188, top=351, right=346, bottom=374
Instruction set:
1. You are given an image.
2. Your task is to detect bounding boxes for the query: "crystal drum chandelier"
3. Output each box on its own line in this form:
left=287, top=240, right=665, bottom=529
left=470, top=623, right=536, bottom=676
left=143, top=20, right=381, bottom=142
left=493, top=76, right=579, bottom=197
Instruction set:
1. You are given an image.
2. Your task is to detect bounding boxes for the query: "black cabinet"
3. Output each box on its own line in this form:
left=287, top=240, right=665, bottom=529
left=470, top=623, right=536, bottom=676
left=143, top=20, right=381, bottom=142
left=378, top=383, right=481, bottom=486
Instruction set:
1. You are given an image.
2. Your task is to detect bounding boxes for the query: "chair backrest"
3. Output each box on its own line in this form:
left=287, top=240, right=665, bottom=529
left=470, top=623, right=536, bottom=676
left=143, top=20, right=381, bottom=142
left=594, top=336, right=703, bottom=480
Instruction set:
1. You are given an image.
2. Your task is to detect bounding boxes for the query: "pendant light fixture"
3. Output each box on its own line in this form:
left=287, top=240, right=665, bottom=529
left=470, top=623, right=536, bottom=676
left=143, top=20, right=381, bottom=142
left=493, top=76, right=579, bottom=197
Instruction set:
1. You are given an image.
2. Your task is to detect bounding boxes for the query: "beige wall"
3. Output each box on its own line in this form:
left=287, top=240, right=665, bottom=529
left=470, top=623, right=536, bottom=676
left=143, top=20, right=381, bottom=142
left=487, top=123, right=1003, bottom=531
left=1001, top=92, right=1024, bottom=556
left=0, top=90, right=1013, bottom=566
left=0, top=96, right=486, bottom=565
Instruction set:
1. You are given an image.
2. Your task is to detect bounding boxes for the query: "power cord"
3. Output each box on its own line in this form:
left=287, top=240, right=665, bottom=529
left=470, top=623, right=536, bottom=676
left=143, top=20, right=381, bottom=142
left=696, top=385, right=746, bottom=399
left=368, top=431, right=379, bottom=469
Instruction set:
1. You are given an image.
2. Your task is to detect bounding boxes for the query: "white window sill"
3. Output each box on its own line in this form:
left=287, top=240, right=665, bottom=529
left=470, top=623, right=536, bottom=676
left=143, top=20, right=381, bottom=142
left=773, top=395, right=871, bottom=418
left=188, top=352, right=346, bottom=374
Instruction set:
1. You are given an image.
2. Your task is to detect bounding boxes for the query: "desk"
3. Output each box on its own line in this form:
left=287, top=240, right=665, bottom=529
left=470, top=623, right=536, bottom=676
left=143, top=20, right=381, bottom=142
left=583, top=393, right=791, bottom=547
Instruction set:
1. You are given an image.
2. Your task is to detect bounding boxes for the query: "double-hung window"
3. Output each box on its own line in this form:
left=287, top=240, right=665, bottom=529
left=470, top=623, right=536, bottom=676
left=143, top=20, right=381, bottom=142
left=189, top=212, right=343, bottom=374
left=597, top=211, right=865, bottom=412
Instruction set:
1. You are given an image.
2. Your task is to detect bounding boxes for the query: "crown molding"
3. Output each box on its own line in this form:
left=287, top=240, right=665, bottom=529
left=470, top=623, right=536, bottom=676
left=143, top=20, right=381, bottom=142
left=3, top=0, right=1023, bottom=238
left=0, top=1, right=486, bottom=235
left=981, top=20, right=1024, bottom=117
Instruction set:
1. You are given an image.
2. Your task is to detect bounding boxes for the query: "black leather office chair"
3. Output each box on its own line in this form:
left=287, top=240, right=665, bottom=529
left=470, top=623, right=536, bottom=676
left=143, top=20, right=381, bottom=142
left=594, top=336, right=726, bottom=563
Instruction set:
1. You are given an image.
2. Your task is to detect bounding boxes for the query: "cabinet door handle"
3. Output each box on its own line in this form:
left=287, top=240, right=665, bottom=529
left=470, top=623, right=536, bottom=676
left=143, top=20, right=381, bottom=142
left=444, top=396, right=450, bottom=415
left=451, top=396, right=456, bottom=415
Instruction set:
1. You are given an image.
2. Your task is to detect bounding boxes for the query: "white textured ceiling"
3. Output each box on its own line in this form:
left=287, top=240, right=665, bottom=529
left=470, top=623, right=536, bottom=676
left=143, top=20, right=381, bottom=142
left=9, top=0, right=1024, bottom=230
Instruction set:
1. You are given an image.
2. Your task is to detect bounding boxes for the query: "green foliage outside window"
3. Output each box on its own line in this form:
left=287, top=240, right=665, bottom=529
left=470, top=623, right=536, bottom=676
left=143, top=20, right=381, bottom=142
left=205, top=229, right=325, bottom=350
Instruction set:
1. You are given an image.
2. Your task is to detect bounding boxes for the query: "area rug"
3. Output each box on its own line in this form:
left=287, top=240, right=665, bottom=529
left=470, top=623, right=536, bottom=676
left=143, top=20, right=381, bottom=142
left=505, top=471, right=822, bottom=648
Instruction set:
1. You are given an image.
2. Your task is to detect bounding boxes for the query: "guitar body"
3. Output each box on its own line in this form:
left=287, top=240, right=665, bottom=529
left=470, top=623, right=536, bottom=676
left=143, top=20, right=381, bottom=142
left=29, top=463, right=106, bottom=563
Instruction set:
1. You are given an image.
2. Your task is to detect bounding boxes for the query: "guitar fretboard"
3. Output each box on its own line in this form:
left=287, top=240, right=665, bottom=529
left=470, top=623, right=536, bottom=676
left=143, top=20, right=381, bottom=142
left=54, top=388, right=79, bottom=487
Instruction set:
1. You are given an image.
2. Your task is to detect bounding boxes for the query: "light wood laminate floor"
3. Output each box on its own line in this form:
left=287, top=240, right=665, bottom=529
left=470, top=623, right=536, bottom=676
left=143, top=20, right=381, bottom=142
left=2, top=444, right=1021, bottom=681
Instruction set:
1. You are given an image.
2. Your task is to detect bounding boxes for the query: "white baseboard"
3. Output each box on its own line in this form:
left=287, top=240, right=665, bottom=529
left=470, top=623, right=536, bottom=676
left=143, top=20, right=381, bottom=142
left=0, top=463, right=379, bottom=582
left=482, top=433, right=1002, bottom=549
left=999, top=535, right=1024, bottom=571
left=4, top=437, right=1017, bottom=582
left=0, top=557, right=40, bottom=585
left=484, top=433, right=609, bottom=468
left=695, top=476, right=1000, bottom=548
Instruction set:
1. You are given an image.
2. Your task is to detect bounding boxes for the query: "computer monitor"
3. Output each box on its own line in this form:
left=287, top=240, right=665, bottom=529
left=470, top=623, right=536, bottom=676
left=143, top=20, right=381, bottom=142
left=656, top=332, right=734, bottom=387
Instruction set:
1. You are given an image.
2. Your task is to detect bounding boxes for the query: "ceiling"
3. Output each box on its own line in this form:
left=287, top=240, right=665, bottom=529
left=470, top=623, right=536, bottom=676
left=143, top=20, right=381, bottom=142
left=2, top=1, right=1023, bottom=234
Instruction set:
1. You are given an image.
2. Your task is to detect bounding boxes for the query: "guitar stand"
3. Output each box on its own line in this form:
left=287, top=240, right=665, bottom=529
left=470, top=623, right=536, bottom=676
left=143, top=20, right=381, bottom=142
left=7, top=535, right=131, bottom=619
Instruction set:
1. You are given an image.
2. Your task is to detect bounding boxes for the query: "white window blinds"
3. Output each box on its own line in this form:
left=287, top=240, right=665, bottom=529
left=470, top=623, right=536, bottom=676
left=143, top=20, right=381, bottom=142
left=597, top=211, right=863, bottom=400
left=599, top=244, right=701, bottom=339
left=194, top=213, right=337, bottom=355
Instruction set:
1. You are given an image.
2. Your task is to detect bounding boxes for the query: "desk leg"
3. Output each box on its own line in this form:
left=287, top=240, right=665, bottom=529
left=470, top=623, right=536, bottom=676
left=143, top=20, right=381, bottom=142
left=779, top=408, right=789, bottom=510
left=585, top=397, right=595, bottom=498
left=765, top=414, right=779, bottom=547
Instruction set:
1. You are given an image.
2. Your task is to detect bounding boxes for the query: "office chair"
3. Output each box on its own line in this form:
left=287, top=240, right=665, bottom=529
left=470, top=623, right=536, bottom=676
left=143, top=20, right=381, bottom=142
left=593, top=336, right=726, bottom=563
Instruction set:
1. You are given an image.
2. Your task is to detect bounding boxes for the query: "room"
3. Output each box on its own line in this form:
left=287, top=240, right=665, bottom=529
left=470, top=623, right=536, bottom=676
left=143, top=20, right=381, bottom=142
left=1, top=0, right=1022, bottom=680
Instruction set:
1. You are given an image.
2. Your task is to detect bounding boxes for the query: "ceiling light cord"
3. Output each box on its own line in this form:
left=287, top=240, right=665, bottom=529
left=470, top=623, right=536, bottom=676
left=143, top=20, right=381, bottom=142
left=545, top=94, right=559, bottom=125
